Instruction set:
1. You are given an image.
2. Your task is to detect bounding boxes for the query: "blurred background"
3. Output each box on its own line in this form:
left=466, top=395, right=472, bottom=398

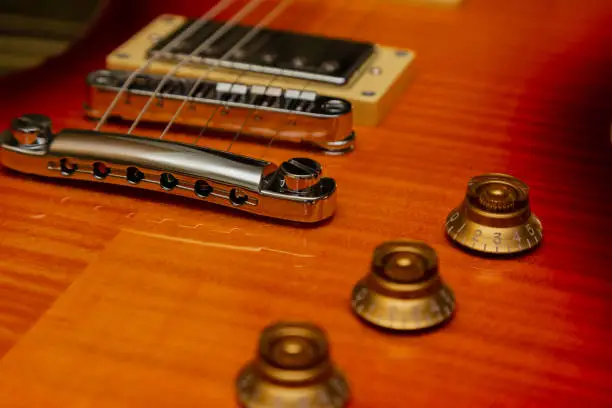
left=0, top=0, right=104, bottom=76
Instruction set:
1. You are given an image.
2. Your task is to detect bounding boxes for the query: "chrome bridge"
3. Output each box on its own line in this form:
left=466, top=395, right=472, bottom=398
left=1, top=114, right=337, bottom=223
left=85, top=70, right=355, bottom=154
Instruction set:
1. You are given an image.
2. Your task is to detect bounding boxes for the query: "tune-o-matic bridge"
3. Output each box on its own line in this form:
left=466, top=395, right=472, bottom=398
left=85, top=70, right=355, bottom=154
left=1, top=115, right=337, bottom=223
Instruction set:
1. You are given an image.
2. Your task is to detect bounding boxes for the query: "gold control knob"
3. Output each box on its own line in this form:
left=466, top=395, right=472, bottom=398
left=445, top=173, right=543, bottom=255
left=351, top=240, right=455, bottom=332
left=279, top=158, right=322, bottom=191
left=236, top=322, right=350, bottom=408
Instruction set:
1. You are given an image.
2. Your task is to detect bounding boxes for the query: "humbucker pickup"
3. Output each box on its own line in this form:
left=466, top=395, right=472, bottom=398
left=107, top=14, right=416, bottom=126
left=1, top=114, right=337, bottom=223
left=148, top=19, right=375, bottom=86
left=85, top=70, right=355, bottom=154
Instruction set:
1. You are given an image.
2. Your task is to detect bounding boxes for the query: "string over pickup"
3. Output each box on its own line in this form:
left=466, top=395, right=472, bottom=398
left=1, top=114, right=337, bottom=223
left=148, top=19, right=375, bottom=86
left=85, top=70, right=355, bottom=154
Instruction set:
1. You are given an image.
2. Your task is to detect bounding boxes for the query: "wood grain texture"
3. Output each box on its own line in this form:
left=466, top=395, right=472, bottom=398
left=0, top=0, right=612, bottom=406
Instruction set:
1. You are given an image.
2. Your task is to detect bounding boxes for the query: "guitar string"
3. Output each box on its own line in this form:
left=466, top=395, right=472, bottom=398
left=127, top=0, right=268, bottom=135
left=158, top=0, right=294, bottom=140
left=101, top=0, right=370, bottom=159
left=257, top=0, right=377, bottom=158
left=219, top=3, right=334, bottom=153
left=222, top=73, right=282, bottom=152
left=225, top=66, right=314, bottom=154
left=194, top=57, right=285, bottom=151
left=189, top=68, right=279, bottom=147
left=224, top=8, right=331, bottom=153
left=256, top=77, right=315, bottom=157
left=230, top=0, right=374, bottom=156
left=246, top=61, right=340, bottom=157
left=94, top=0, right=237, bottom=131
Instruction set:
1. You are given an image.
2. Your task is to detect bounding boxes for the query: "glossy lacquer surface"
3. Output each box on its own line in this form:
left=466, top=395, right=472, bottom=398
left=0, top=0, right=611, bottom=406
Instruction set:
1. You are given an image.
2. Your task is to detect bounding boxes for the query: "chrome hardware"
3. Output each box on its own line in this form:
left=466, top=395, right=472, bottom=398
left=2, top=115, right=337, bottom=223
left=279, top=158, right=322, bottom=192
left=10, top=114, right=52, bottom=146
left=85, top=70, right=356, bottom=154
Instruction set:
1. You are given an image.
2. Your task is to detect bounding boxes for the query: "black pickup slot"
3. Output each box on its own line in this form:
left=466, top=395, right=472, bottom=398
left=193, top=82, right=215, bottom=99
left=160, top=77, right=191, bottom=96
left=148, top=20, right=375, bottom=86
left=248, top=89, right=266, bottom=107
left=128, top=75, right=158, bottom=91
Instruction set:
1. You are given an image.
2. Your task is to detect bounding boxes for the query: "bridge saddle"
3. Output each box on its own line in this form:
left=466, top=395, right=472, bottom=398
left=85, top=70, right=355, bottom=154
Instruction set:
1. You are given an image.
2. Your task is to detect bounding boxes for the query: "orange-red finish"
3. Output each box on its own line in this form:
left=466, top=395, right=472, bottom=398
left=1, top=0, right=612, bottom=407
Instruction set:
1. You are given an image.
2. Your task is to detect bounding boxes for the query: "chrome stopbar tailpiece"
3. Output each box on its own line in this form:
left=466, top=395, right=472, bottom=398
left=1, top=115, right=337, bottom=223
left=85, top=70, right=355, bottom=154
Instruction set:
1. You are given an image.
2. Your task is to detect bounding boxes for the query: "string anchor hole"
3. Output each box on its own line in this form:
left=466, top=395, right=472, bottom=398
left=126, top=167, right=144, bottom=184
left=93, top=162, right=110, bottom=179
left=229, top=188, right=248, bottom=206
left=60, top=158, right=77, bottom=176
left=194, top=180, right=213, bottom=198
left=160, top=173, right=179, bottom=190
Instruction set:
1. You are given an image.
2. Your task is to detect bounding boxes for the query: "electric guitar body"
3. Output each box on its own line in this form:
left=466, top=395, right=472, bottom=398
left=1, top=0, right=612, bottom=406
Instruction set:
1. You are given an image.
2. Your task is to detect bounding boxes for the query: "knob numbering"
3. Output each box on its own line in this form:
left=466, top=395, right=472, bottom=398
left=445, top=173, right=543, bottom=255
